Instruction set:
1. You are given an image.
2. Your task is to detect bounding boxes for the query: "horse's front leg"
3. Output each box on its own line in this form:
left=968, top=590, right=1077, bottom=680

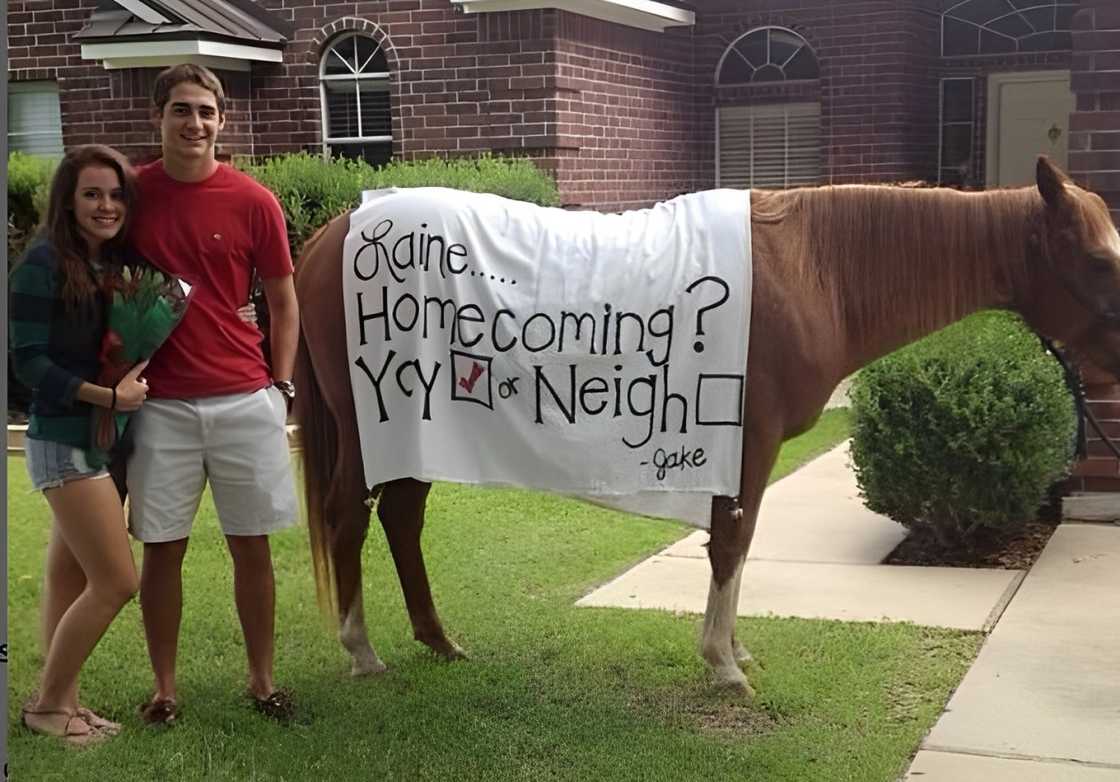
left=729, top=563, right=753, bottom=664
left=332, top=502, right=388, bottom=676
left=378, top=479, right=466, bottom=660
left=702, top=429, right=779, bottom=695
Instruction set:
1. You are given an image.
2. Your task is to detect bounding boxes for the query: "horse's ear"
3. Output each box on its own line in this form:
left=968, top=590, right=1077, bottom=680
left=1037, top=156, right=1071, bottom=209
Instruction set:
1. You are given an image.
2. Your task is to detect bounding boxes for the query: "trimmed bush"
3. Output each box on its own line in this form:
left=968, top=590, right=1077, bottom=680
left=7, top=152, right=57, bottom=260
left=236, top=152, right=373, bottom=261
left=849, top=311, right=1077, bottom=546
left=238, top=152, right=560, bottom=260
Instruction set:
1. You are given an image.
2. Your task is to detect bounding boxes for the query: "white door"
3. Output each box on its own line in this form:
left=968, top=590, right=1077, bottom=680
left=986, top=71, right=1074, bottom=186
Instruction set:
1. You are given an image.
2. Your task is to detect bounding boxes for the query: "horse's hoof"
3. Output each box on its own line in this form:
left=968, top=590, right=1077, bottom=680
left=441, top=645, right=468, bottom=661
left=432, top=641, right=468, bottom=661
left=713, top=668, right=756, bottom=699
left=417, top=633, right=469, bottom=661
left=732, top=641, right=754, bottom=664
left=351, top=657, right=388, bottom=677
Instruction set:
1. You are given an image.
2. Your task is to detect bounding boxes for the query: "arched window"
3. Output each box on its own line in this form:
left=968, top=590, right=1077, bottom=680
left=319, top=33, right=392, bottom=165
left=942, top=0, right=1077, bottom=57
left=715, top=27, right=821, bottom=189
left=716, top=27, right=819, bottom=85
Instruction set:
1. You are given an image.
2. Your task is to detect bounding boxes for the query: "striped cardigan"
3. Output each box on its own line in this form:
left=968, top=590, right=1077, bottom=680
left=9, top=241, right=107, bottom=452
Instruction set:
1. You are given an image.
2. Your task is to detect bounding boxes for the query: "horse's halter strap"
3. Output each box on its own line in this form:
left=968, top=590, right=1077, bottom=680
left=1039, top=335, right=1120, bottom=462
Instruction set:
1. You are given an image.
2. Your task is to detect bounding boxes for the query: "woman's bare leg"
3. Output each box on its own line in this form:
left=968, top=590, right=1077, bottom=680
left=26, top=476, right=137, bottom=741
left=38, top=527, right=122, bottom=733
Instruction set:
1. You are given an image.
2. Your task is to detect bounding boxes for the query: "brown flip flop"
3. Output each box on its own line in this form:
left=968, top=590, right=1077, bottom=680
left=249, top=689, right=296, bottom=723
left=139, top=697, right=178, bottom=726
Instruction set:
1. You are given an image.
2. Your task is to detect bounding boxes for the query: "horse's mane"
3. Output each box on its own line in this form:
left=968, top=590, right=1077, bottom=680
left=752, top=183, right=1039, bottom=343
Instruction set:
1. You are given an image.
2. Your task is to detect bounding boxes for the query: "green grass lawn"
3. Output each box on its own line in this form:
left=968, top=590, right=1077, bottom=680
left=7, top=410, right=981, bottom=780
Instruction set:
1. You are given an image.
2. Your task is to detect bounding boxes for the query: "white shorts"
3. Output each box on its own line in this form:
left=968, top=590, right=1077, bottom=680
left=127, top=387, right=299, bottom=543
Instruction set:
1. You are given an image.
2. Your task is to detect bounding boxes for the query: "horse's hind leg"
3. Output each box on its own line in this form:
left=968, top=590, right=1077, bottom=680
left=378, top=479, right=466, bottom=660
left=333, top=499, right=387, bottom=676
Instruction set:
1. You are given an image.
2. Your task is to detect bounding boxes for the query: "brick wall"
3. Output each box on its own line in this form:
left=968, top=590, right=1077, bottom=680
left=1068, top=0, right=1120, bottom=492
left=694, top=0, right=942, bottom=185
left=6, top=0, right=1103, bottom=199
left=251, top=0, right=478, bottom=161
left=250, top=3, right=701, bottom=210
left=550, top=11, right=699, bottom=209
left=8, top=0, right=1007, bottom=199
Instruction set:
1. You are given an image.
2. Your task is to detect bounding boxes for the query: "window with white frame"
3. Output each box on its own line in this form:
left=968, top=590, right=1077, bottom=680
left=717, top=103, right=821, bottom=189
left=939, top=78, right=975, bottom=186
left=8, top=81, right=64, bottom=157
left=319, top=33, right=392, bottom=166
left=716, top=27, right=820, bottom=85
left=715, top=28, right=821, bottom=189
left=942, top=0, right=1076, bottom=56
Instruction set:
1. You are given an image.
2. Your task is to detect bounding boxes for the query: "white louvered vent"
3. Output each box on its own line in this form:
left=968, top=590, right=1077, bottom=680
left=717, top=103, right=821, bottom=189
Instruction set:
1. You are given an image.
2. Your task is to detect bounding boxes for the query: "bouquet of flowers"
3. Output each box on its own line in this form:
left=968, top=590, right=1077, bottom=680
left=91, top=261, right=193, bottom=451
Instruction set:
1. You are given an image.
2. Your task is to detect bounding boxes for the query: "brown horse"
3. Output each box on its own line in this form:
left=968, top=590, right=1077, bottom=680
left=293, top=157, right=1120, bottom=695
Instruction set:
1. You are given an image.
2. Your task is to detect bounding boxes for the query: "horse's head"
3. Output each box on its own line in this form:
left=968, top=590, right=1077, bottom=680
left=1027, top=156, right=1120, bottom=379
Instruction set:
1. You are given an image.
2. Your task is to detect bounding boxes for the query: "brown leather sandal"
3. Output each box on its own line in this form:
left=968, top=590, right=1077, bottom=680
left=78, top=706, right=122, bottom=736
left=21, top=707, right=106, bottom=747
left=23, top=691, right=121, bottom=737
left=138, top=697, right=178, bottom=726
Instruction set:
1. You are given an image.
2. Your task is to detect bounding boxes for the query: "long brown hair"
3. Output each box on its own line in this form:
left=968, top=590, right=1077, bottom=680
left=42, top=144, right=137, bottom=309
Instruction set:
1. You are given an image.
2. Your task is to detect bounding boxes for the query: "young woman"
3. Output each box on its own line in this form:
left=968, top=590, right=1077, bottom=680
left=10, top=145, right=151, bottom=745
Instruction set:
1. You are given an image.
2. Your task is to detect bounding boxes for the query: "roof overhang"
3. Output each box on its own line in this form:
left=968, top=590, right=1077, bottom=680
left=79, top=38, right=282, bottom=71
left=74, top=0, right=289, bottom=71
left=449, top=0, right=694, bottom=33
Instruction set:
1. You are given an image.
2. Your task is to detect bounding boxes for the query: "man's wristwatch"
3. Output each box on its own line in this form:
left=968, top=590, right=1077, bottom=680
left=273, top=379, right=296, bottom=403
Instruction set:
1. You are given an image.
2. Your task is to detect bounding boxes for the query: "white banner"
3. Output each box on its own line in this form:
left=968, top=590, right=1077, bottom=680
left=343, top=188, right=751, bottom=527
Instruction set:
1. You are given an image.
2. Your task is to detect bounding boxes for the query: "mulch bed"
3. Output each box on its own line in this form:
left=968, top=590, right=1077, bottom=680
left=884, top=495, right=1065, bottom=570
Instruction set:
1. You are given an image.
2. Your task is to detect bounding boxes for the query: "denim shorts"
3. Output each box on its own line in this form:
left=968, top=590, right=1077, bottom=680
left=25, top=438, right=110, bottom=492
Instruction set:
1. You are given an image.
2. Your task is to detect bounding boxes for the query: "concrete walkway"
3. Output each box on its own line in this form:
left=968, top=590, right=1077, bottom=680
left=909, top=521, right=1120, bottom=780
left=576, top=443, right=1120, bottom=780
left=578, top=445, right=1021, bottom=631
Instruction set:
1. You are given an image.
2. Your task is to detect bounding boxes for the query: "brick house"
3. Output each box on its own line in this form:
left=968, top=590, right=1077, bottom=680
left=7, top=0, right=1120, bottom=490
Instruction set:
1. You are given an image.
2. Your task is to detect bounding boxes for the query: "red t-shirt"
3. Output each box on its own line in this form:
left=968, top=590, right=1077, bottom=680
left=131, top=162, right=293, bottom=399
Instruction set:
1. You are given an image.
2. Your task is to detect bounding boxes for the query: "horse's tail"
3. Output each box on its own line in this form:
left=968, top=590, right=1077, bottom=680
left=293, top=215, right=349, bottom=621
left=293, top=330, right=339, bottom=620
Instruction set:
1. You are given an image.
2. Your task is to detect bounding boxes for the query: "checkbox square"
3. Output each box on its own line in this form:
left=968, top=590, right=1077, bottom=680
left=450, top=350, right=494, bottom=409
left=695, top=373, right=744, bottom=426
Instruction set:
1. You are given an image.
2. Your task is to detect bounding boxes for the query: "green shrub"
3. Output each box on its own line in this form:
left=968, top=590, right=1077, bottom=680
left=238, top=152, right=560, bottom=260
left=236, top=152, right=374, bottom=260
left=849, top=311, right=1077, bottom=546
left=7, top=152, right=57, bottom=259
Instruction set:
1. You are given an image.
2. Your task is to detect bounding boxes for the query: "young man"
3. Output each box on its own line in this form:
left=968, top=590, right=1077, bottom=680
left=127, top=64, right=300, bottom=724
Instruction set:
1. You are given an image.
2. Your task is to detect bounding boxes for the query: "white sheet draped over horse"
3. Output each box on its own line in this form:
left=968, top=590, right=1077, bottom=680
left=342, top=187, right=751, bottom=527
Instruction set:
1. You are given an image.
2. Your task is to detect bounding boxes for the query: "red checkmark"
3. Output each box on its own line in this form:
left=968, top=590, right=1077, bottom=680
left=458, top=362, right=484, bottom=393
